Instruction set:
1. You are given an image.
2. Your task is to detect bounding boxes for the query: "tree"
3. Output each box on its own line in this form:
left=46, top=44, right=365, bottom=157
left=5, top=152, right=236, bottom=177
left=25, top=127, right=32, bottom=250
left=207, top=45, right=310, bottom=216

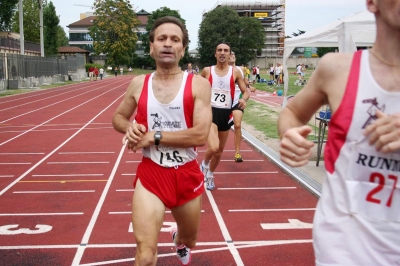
left=43, top=1, right=59, bottom=56
left=57, top=25, right=69, bottom=47
left=0, top=0, right=18, bottom=31
left=11, top=0, right=40, bottom=43
left=141, top=7, right=191, bottom=66
left=316, top=47, right=337, bottom=58
left=198, top=6, right=265, bottom=66
left=90, top=0, right=139, bottom=66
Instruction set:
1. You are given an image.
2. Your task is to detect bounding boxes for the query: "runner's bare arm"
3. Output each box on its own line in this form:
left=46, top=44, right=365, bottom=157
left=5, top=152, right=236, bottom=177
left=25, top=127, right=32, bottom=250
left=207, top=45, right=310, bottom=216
left=112, top=75, right=146, bottom=144
left=235, top=67, right=249, bottom=108
left=200, top=67, right=210, bottom=79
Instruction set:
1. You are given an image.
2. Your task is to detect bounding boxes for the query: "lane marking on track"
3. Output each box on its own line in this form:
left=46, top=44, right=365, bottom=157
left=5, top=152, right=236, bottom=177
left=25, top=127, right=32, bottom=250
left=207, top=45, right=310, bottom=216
left=0, top=162, right=31, bottom=165
left=46, top=161, right=109, bottom=164
left=229, top=208, right=316, bottom=212
left=0, top=212, right=83, bottom=216
left=214, top=171, right=278, bottom=174
left=77, top=239, right=313, bottom=266
left=0, top=79, right=129, bottom=146
left=19, top=180, right=108, bottom=183
left=261, top=219, right=313, bottom=229
left=59, top=152, right=115, bottom=154
left=0, top=127, right=113, bottom=134
left=108, top=210, right=205, bottom=214
left=0, top=153, right=45, bottom=155
left=121, top=173, right=136, bottom=176
left=13, top=190, right=95, bottom=194
left=218, top=187, right=297, bottom=190
left=0, top=175, right=14, bottom=178
left=32, top=174, right=104, bottom=177
left=116, top=189, right=134, bottom=192
left=205, top=189, right=244, bottom=265
left=220, top=159, right=264, bottom=162
left=71, top=131, right=127, bottom=266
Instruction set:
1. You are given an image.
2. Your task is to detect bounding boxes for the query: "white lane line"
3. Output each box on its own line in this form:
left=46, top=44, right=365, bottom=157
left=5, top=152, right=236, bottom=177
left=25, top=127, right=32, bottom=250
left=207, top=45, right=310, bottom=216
left=0, top=163, right=31, bottom=165
left=46, top=162, right=109, bottom=164
left=0, top=89, right=127, bottom=197
left=0, top=212, right=83, bottom=216
left=215, top=171, right=278, bottom=174
left=78, top=239, right=312, bottom=266
left=0, top=127, right=113, bottom=134
left=0, top=175, right=14, bottom=178
left=220, top=159, right=264, bottom=162
left=32, top=174, right=104, bottom=177
left=205, top=189, right=244, bottom=266
left=218, top=187, right=296, bottom=190
left=13, top=190, right=95, bottom=194
left=198, top=149, right=253, bottom=152
left=116, top=189, right=134, bottom=192
left=229, top=208, right=316, bottom=212
left=0, top=79, right=129, bottom=146
left=58, top=152, right=115, bottom=154
left=71, top=133, right=126, bottom=266
left=0, top=153, right=45, bottom=155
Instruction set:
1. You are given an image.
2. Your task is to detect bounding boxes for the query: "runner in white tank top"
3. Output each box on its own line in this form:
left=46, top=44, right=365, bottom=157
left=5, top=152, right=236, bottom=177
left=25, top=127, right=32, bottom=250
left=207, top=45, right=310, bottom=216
left=278, top=1, right=400, bottom=264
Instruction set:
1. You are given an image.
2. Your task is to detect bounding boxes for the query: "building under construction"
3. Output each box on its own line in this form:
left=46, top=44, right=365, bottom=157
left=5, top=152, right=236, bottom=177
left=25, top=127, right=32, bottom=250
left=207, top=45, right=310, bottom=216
left=203, top=0, right=285, bottom=58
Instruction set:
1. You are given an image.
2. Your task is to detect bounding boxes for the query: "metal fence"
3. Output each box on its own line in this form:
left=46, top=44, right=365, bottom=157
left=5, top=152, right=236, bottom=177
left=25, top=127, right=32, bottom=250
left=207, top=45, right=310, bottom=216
left=6, top=54, right=68, bottom=79
left=0, top=37, right=41, bottom=53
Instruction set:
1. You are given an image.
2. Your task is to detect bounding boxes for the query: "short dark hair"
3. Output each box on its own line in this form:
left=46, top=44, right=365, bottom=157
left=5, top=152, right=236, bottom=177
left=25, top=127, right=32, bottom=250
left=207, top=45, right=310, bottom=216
left=149, top=16, right=189, bottom=48
left=215, top=42, right=231, bottom=54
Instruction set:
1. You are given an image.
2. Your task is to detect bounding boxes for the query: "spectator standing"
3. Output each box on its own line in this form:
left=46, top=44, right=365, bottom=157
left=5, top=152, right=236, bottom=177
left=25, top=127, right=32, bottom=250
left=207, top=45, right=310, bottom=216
left=114, top=67, right=118, bottom=77
left=256, top=65, right=261, bottom=82
left=128, top=67, right=132, bottom=75
left=120, top=67, right=123, bottom=76
left=89, top=65, right=94, bottom=81
left=99, top=67, right=104, bottom=80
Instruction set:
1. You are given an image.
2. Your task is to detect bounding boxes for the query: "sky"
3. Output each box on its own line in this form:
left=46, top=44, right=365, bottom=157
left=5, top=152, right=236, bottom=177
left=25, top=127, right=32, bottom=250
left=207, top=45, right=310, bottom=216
left=50, top=0, right=368, bottom=50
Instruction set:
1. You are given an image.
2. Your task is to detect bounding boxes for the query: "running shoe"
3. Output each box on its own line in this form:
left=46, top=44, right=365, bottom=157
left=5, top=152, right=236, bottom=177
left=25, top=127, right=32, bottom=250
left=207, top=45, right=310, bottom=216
left=200, top=160, right=209, bottom=181
left=206, top=172, right=215, bottom=191
left=235, top=153, right=243, bottom=163
left=170, top=228, right=192, bottom=266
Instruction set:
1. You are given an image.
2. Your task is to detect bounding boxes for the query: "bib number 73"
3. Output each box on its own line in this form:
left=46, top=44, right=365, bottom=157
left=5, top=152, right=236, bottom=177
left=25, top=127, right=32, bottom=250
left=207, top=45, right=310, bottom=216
left=366, top=172, right=398, bottom=207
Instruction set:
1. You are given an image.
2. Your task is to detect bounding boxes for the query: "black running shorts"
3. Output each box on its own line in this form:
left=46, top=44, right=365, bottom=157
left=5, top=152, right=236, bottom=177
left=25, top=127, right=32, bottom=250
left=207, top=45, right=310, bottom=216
left=212, top=107, right=232, bottom=131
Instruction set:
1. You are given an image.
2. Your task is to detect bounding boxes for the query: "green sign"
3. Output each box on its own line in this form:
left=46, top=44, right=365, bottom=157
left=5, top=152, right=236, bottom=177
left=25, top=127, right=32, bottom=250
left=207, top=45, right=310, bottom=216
left=304, top=47, right=312, bottom=58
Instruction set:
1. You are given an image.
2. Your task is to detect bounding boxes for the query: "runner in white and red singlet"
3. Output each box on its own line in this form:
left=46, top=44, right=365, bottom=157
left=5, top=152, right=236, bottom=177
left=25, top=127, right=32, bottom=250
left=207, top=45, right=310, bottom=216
left=200, top=42, right=249, bottom=190
left=278, top=0, right=400, bottom=264
left=112, top=16, right=211, bottom=266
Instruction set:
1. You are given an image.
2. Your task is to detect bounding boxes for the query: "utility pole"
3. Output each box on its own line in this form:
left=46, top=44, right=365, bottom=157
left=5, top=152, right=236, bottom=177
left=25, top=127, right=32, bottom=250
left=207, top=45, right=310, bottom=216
left=18, top=0, right=24, bottom=55
left=38, top=0, right=44, bottom=57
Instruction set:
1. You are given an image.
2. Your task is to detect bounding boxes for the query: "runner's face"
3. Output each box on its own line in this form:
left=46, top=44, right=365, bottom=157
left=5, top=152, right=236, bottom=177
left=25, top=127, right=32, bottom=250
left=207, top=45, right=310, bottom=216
left=215, top=44, right=231, bottom=63
left=150, top=23, right=185, bottom=65
left=229, top=54, right=236, bottom=65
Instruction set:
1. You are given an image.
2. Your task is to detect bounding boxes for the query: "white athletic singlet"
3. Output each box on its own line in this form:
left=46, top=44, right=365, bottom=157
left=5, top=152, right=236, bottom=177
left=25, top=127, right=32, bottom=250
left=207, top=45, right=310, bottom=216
left=314, top=50, right=400, bottom=265
left=232, top=66, right=244, bottom=107
left=208, top=66, right=235, bottom=109
left=135, top=72, right=197, bottom=168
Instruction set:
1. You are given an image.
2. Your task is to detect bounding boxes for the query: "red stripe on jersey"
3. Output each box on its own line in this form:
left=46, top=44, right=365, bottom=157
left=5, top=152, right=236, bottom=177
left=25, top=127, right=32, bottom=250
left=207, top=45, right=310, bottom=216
left=230, top=66, right=235, bottom=101
left=208, top=67, right=213, bottom=86
left=183, top=74, right=194, bottom=128
left=134, top=74, right=150, bottom=132
left=325, top=50, right=362, bottom=173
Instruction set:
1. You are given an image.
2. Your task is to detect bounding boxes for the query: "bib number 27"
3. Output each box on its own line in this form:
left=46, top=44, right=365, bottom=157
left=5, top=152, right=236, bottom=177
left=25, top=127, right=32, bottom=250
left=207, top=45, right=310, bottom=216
left=366, top=172, right=398, bottom=207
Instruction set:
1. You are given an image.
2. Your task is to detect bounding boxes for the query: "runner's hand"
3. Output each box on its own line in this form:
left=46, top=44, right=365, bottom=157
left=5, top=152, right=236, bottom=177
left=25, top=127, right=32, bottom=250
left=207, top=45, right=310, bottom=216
left=279, top=126, right=314, bottom=167
left=364, top=110, right=400, bottom=153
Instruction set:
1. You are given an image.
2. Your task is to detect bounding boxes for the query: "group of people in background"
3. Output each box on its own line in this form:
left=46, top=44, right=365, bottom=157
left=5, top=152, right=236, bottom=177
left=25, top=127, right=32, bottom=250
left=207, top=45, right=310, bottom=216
left=88, top=66, right=104, bottom=81
left=268, top=63, right=283, bottom=86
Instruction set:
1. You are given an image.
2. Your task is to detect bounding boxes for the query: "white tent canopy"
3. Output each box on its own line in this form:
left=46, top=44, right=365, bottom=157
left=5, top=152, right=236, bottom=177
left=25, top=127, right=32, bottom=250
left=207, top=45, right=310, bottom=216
left=282, top=10, right=377, bottom=104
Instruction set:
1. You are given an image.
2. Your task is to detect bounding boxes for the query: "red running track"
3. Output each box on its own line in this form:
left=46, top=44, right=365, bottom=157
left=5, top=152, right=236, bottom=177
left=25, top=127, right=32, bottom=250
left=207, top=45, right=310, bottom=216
left=0, top=76, right=317, bottom=265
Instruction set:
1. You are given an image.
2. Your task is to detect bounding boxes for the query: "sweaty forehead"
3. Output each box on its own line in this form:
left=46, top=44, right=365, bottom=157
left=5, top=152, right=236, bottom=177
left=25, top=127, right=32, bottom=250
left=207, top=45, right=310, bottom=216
left=155, top=23, right=182, bottom=37
left=217, top=44, right=230, bottom=50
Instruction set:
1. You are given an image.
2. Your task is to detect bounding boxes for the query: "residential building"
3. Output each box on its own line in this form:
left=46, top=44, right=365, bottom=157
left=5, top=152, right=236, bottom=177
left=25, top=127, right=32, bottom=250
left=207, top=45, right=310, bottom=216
left=67, top=10, right=150, bottom=57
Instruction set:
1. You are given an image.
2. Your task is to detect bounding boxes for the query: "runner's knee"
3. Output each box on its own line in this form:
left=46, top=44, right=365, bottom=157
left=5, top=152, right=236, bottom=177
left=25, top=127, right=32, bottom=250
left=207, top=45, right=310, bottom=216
left=135, top=245, right=157, bottom=265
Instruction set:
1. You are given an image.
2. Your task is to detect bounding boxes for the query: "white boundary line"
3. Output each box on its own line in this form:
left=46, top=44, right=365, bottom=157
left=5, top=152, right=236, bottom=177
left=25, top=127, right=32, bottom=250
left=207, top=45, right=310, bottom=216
left=71, top=137, right=126, bottom=266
